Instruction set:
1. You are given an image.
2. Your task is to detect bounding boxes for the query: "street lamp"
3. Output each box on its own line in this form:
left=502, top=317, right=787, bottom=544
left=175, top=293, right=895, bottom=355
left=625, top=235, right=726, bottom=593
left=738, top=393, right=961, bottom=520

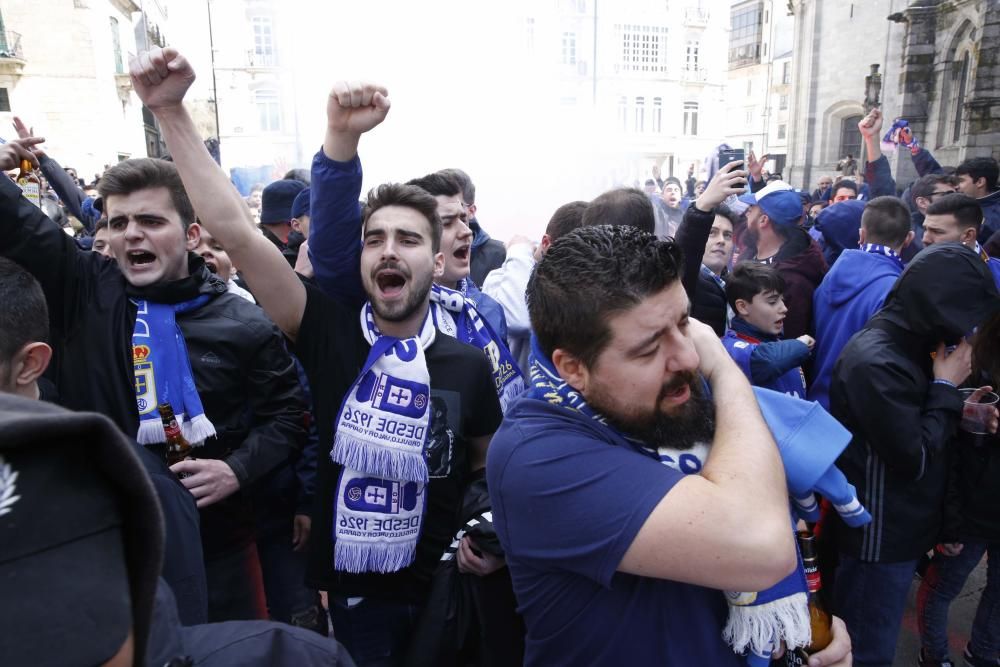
left=864, top=64, right=882, bottom=113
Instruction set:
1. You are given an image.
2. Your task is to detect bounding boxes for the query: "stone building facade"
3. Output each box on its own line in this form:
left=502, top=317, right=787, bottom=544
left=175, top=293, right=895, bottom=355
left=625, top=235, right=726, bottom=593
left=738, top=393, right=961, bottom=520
left=785, top=0, right=999, bottom=193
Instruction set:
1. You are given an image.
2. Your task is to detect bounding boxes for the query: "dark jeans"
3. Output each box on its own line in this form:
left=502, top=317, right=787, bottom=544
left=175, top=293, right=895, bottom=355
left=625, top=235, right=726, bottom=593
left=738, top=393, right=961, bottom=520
left=257, top=525, right=325, bottom=632
left=329, top=596, right=422, bottom=667
left=917, top=542, right=1000, bottom=661
left=834, top=554, right=919, bottom=667
left=204, top=541, right=268, bottom=622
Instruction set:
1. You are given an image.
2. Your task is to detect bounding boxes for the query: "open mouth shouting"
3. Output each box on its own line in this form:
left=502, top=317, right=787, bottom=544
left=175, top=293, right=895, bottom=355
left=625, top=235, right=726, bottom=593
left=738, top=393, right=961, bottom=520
left=374, top=264, right=409, bottom=299
left=204, top=259, right=218, bottom=275
left=127, top=249, right=157, bottom=269
left=452, top=243, right=471, bottom=263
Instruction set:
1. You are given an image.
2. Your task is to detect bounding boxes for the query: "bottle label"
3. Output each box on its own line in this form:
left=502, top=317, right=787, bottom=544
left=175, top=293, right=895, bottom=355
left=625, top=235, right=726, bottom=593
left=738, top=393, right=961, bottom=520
left=18, top=181, right=40, bottom=208
left=804, top=566, right=822, bottom=593
left=785, top=648, right=808, bottom=666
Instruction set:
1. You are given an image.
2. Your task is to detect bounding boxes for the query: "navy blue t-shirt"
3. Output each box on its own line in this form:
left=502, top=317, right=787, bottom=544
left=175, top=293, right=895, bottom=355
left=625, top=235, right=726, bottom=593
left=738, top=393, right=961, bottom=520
left=486, top=396, right=742, bottom=665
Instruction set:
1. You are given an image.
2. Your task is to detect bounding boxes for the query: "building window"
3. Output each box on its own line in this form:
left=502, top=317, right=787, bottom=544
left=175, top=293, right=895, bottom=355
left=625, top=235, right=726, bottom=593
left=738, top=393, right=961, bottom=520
left=777, top=123, right=786, bottom=140
left=743, top=141, right=755, bottom=154
left=729, top=2, right=763, bottom=67
left=251, top=16, right=275, bottom=66
left=524, top=17, right=535, bottom=52
left=686, top=40, right=699, bottom=71
left=953, top=51, right=970, bottom=143
left=840, top=115, right=863, bottom=160
left=779, top=94, right=788, bottom=110
left=634, top=96, right=645, bottom=133
left=653, top=97, right=663, bottom=133
left=0, top=88, right=10, bottom=112
left=684, top=101, right=699, bottom=136
left=745, top=108, right=754, bottom=127
left=255, top=89, right=281, bottom=132
left=618, top=96, right=628, bottom=132
left=782, top=61, right=791, bottom=84
left=562, top=32, right=577, bottom=65
left=615, top=24, right=668, bottom=74
left=110, top=17, right=123, bottom=74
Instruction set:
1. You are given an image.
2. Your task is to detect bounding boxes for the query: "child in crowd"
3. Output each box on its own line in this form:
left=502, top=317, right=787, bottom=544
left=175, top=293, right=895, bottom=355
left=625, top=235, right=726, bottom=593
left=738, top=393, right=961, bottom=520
left=722, top=262, right=814, bottom=398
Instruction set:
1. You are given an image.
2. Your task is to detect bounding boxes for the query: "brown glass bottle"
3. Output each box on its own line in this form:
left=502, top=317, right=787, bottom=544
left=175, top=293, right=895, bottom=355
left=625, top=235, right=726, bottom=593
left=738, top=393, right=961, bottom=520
left=785, top=530, right=834, bottom=665
left=159, top=402, right=192, bottom=466
left=16, top=159, right=41, bottom=208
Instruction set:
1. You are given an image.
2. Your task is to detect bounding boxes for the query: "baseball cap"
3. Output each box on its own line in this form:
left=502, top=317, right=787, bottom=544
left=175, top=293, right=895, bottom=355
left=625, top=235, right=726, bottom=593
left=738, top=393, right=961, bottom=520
left=0, top=395, right=164, bottom=666
left=739, top=181, right=804, bottom=226
left=260, top=179, right=307, bottom=225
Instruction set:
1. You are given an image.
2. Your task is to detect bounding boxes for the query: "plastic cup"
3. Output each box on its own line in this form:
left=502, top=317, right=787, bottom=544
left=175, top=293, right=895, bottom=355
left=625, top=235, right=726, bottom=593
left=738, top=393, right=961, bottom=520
left=959, top=389, right=999, bottom=438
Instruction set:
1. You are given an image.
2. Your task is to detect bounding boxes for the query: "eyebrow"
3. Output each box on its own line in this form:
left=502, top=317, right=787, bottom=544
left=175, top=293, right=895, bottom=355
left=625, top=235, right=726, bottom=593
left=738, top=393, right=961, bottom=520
left=627, top=328, right=666, bottom=356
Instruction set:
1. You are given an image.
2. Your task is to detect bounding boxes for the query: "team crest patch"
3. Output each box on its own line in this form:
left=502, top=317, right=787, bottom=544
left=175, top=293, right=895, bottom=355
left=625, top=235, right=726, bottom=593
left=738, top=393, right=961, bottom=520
left=0, top=455, right=21, bottom=517
left=132, top=344, right=157, bottom=416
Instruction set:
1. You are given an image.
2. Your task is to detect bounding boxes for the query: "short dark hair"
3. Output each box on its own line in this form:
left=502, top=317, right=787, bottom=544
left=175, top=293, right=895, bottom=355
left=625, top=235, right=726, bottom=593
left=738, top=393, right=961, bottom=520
left=362, top=183, right=443, bottom=252
left=831, top=179, right=859, bottom=198
left=0, top=257, right=48, bottom=374
left=911, top=173, right=959, bottom=200
left=644, top=178, right=657, bottom=187
left=545, top=201, right=588, bottom=242
left=406, top=172, right=462, bottom=199
left=725, top=261, right=786, bottom=310
left=438, top=168, right=475, bottom=205
left=98, top=158, right=196, bottom=229
left=282, top=168, right=311, bottom=185
left=955, top=157, right=999, bottom=191
left=715, top=205, right=740, bottom=229
left=581, top=188, right=655, bottom=234
left=527, top=225, right=683, bottom=367
left=926, top=192, right=984, bottom=232
left=94, top=218, right=109, bottom=233
left=861, top=196, right=912, bottom=247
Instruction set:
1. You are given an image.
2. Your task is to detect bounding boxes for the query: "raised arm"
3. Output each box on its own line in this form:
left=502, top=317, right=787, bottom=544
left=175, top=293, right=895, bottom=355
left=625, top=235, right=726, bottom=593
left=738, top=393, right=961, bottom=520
left=860, top=109, right=896, bottom=198
left=130, top=48, right=306, bottom=340
left=619, top=320, right=796, bottom=592
left=308, top=81, right=391, bottom=309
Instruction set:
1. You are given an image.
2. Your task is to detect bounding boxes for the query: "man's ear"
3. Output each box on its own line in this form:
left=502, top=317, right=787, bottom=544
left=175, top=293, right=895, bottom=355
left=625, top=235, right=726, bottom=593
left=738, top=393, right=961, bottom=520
left=961, top=225, right=979, bottom=246
left=976, top=176, right=988, bottom=193
left=552, top=348, right=589, bottom=394
left=466, top=203, right=477, bottom=219
left=185, top=222, right=202, bottom=251
left=290, top=218, right=302, bottom=234
left=432, top=251, right=446, bottom=280
left=12, top=342, right=52, bottom=389
left=858, top=227, right=868, bottom=245
left=901, top=230, right=915, bottom=249
left=734, top=298, right=751, bottom=318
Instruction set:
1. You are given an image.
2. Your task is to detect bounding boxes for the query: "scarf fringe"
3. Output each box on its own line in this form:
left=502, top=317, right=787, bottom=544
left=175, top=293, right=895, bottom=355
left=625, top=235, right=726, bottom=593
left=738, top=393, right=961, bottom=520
left=335, top=539, right=417, bottom=574
left=137, top=419, right=165, bottom=445
left=182, top=413, right=216, bottom=445
left=723, top=592, right=811, bottom=656
left=332, top=432, right=429, bottom=484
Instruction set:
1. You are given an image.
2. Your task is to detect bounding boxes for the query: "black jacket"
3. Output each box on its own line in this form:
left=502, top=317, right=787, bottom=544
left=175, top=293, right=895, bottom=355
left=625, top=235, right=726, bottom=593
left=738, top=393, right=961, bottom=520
left=675, top=204, right=728, bottom=336
left=829, top=243, right=1000, bottom=562
left=0, top=176, right=307, bottom=555
left=469, top=220, right=506, bottom=286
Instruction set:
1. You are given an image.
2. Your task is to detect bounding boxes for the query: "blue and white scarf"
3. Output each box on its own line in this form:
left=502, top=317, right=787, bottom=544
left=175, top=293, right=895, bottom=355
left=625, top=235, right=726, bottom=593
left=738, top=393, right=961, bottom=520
left=331, top=304, right=434, bottom=574
left=430, top=283, right=525, bottom=413
left=862, top=243, right=904, bottom=269
left=132, top=296, right=217, bottom=446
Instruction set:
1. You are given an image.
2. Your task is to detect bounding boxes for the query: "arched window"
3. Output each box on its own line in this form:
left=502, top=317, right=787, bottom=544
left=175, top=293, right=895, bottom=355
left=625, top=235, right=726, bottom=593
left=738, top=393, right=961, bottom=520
left=953, top=51, right=970, bottom=143
left=840, top=115, right=862, bottom=160
left=255, top=89, right=281, bottom=132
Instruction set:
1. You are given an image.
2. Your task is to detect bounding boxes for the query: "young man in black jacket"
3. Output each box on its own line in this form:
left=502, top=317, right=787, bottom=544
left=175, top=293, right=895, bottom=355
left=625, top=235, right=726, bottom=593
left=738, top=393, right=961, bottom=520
left=0, top=138, right=307, bottom=622
left=827, top=243, right=1000, bottom=666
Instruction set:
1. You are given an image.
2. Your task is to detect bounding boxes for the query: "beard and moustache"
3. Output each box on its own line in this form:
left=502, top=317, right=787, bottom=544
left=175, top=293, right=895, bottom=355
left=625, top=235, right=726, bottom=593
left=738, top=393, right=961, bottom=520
left=587, top=369, right=716, bottom=451
left=368, top=260, right=435, bottom=324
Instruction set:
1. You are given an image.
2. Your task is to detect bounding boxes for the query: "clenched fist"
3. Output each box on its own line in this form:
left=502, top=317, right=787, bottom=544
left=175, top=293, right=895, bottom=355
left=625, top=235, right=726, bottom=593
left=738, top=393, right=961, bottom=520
left=130, top=47, right=196, bottom=112
left=327, top=80, right=391, bottom=137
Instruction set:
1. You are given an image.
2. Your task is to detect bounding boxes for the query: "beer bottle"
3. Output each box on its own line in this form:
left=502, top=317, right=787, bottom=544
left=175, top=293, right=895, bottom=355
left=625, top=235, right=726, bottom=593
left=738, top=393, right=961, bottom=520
left=16, top=158, right=41, bottom=209
left=159, top=402, right=192, bottom=466
left=785, top=529, right=834, bottom=665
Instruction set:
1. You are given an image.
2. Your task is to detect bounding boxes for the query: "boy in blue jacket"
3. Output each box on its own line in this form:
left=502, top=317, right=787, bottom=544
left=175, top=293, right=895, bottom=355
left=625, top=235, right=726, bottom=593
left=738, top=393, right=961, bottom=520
left=722, top=262, right=814, bottom=398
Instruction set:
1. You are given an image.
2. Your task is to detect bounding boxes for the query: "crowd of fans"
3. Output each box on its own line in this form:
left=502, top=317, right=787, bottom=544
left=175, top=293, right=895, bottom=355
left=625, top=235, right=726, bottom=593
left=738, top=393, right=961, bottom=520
left=1, top=46, right=999, bottom=667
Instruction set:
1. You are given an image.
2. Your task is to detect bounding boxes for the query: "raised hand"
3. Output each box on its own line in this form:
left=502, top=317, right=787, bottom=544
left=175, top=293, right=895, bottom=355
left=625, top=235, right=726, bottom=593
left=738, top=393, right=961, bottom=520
left=858, top=108, right=883, bottom=139
left=746, top=150, right=769, bottom=182
left=327, top=80, right=391, bottom=136
left=695, top=159, right=747, bottom=211
left=0, top=137, right=44, bottom=171
left=12, top=117, right=45, bottom=159
left=129, top=47, right=196, bottom=112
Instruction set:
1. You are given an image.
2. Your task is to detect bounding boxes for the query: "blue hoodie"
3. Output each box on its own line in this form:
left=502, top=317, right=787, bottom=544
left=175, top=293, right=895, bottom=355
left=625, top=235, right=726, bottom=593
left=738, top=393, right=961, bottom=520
left=809, top=248, right=904, bottom=409
left=813, top=200, right=865, bottom=267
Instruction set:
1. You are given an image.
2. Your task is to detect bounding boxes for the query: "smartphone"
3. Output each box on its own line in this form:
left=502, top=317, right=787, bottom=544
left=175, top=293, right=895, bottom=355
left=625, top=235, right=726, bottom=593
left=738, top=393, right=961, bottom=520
left=718, top=148, right=745, bottom=169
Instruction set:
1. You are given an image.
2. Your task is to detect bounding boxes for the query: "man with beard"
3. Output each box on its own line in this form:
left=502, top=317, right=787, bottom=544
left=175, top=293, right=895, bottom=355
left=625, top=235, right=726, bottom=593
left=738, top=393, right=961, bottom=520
left=132, top=48, right=504, bottom=665
left=486, top=225, right=852, bottom=665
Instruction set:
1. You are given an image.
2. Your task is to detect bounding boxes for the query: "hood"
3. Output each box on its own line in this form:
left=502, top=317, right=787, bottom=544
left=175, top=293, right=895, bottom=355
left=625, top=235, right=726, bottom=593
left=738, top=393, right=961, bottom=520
left=470, top=218, right=491, bottom=250
left=823, top=250, right=902, bottom=307
left=126, top=253, right=228, bottom=304
left=815, top=200, right=864, bottom=265
left=873, top=242, right=1000, bottom=344
left=775, top=227, right=828, bottom=284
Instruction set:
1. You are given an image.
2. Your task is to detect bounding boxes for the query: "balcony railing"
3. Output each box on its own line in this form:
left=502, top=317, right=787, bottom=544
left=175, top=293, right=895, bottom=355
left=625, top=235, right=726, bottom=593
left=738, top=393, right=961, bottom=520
left=0, top=31, right=24, bottom=60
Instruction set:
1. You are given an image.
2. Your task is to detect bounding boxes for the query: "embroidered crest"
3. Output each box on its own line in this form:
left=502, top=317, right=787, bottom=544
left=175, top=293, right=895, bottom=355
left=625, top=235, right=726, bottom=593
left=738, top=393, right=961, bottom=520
left=0, top=455, right=21, bottom=517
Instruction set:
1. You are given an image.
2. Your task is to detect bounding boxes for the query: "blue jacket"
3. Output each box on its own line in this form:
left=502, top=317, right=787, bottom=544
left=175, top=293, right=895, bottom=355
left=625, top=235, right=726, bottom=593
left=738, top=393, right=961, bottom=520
left=978, top=189, right=1000, bottom=243
left=813, top=200, right=865, bottom=267
left=864, top=155, right=896, bottom=199
left=722, top=318, right=809, bottom=398
left=809, top=249, right=903, bottom=410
